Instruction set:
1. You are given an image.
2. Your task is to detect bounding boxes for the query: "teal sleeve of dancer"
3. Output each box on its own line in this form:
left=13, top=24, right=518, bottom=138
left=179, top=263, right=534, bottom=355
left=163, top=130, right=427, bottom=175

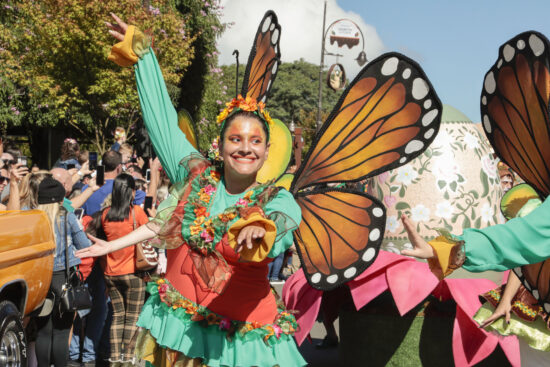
left=134, top=49, right=198, bottom=183
left=264, top=189, right=302, bottom=258
left=459, top=196, right=550, bottom=272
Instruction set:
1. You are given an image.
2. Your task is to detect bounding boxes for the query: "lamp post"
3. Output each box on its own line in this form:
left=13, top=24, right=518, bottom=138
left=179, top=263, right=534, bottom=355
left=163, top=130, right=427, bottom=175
left=316, top=0, right=367, bottom=130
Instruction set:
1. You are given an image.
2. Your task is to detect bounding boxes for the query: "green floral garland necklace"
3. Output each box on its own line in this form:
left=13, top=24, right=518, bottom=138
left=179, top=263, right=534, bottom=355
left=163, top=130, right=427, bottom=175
left=182, top=167, right=278, bottom=255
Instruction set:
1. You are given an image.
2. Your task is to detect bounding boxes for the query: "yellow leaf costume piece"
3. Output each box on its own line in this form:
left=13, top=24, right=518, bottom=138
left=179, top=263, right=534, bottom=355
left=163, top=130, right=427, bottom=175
left=108, top=25, right=151, bottom=67
left=227, top=213, right=277, bottom=262
left=427, top=235, right=466, bottom=280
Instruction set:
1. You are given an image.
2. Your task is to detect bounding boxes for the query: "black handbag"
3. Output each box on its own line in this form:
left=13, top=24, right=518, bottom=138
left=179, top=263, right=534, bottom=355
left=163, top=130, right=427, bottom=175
left=59, top=213, right=93, bottom=313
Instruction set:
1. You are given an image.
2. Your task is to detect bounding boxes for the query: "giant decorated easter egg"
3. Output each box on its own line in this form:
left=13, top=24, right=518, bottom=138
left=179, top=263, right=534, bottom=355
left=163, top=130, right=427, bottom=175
left=369, top=105, right=504, bottom=275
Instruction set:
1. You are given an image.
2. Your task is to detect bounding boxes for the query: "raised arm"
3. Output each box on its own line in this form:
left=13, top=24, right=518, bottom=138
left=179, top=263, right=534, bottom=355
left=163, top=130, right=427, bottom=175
left=107, top=14, right=197, bottom=183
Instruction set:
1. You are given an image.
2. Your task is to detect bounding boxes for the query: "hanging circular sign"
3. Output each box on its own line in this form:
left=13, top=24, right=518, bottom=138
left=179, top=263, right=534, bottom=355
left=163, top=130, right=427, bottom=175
left=327, top=63, right=346, bottom=91
left=330, top=19, right=361, bottom=49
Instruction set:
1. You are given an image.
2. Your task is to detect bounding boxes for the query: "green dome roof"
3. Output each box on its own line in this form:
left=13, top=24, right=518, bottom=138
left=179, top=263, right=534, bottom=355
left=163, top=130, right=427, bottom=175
left=441, top=104, right=472, bottom=123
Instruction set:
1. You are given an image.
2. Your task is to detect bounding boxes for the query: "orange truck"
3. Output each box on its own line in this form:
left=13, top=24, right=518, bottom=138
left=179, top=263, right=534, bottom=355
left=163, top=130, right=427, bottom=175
left=0, top=210, right=55, bottom=366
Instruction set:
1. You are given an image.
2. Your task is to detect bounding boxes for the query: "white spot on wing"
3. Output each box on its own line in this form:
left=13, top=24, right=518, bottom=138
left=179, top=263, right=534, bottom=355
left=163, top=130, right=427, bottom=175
left=327, top=274, right=338, bottom=284
left=272, top=62, right=278, bottom=74
left=405, top=140, right=424, bottom=154
left=481, top=95, right=487, bottom=105
left=271, top=28, right=280, bottom=44
left=373, top=207, right=383, bottom=217
left=424, top=99, right=432, bottom=109
left=412, top=78, right=429, bottom=100
left=311, top=273, right=321, bottom=283
left=270, top=23, right=275, bottom=31
left=424, top=128, right=435, bottom=140
left=369, top=228, right=380, bottom=241
left=529, top=34, right=545, bottom=56
left=533, top=289, right=539, bottom=299
left=503, top=44, right=515, bottom=62
left=381, top=57, right=399, bottom=76
left=483, top=115, right=492, bottom=133
left=399, top=157, right=407, bottom=164
left=422, top=109, right=438, bottom=126
left=514, top=267, right=522, bottom=277
left=517, top=39, right=526, bottom=49
left=362, top=247, right=376, bottom=262
left=497, top=59, right=503, bottom=68
left=344, top=267, right=357, bottom=278
left=484, top=72, right=496, bottom=94
left=402, top=68, right=411, bottom=79
left=545, top=303, right=550, bottom=313
left=262, top=16, right=272, bottom=33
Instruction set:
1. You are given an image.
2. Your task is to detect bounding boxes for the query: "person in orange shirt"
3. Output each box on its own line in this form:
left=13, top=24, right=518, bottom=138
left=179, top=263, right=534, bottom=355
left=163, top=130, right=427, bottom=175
left=100, top=173, right=149, bottom=364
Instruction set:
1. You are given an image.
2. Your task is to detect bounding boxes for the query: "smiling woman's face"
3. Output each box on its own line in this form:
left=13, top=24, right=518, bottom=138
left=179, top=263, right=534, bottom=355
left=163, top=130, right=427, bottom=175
left=221, top=115, right=269, bottom=179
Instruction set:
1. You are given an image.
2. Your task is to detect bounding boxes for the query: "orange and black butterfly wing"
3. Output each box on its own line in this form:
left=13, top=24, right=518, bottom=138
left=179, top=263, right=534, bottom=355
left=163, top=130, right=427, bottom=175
left=480, top=31, right=550, bottom=198
left=291, top=53, right=442, bottom=289
left=294, top=188, right=385, bottom=290
left=481, top=31, right=550, bottom=315
left=291, top=52, right=443, bottom=192
left=241, top=10, right=281, bottom=103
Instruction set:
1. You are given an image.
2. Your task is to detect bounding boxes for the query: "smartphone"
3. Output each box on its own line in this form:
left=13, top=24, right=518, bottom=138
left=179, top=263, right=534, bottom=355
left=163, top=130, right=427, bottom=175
left=89, top=152, right=98, bottom=170
left=67, top=163, right=75, bottom=170
left=96, top=165, right=105, bottom=186
left=18, top=156, right=28, bottom=166
left=143, top=196, right=153, bottom=213
left=145, top=169, right=151, bottom=182
left=73, top=208, right=84, bottom=221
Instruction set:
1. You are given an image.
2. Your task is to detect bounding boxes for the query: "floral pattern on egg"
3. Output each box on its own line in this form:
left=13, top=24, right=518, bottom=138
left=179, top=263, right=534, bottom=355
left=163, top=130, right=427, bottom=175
left=369, top=105, right=503, bottom=252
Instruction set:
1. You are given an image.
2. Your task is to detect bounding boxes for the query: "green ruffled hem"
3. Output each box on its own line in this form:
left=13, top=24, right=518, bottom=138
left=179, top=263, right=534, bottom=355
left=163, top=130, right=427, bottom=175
left=136, top=290, right=306, bottom=367
left=474, top=303, right=550, bottom=351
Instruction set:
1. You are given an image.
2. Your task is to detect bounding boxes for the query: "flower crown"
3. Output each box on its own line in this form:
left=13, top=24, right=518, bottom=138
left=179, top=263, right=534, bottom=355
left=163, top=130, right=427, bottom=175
left=216, top=95, right=274, bottom=129
left=64, top=138, right=77, bottom=145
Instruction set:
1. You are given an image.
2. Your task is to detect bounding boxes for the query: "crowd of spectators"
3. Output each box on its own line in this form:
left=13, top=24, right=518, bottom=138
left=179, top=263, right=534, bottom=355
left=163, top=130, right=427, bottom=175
left=0, top=129, right=171, bottom=367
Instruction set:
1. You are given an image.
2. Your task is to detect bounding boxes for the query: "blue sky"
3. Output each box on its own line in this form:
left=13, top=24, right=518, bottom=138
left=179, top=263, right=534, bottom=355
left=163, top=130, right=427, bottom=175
left=219, top=0, right=550, bottom=122
left=339, top=0, right=550, bottom=122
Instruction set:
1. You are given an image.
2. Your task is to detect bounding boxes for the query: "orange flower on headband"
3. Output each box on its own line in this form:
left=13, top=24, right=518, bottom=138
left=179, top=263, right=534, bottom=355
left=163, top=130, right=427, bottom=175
left=216, top=95, right=272, bottom=127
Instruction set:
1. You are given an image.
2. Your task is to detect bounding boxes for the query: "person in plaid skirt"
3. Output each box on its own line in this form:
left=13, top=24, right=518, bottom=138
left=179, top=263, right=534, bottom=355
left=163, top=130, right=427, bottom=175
left=98, top=173, right=149, bottom=365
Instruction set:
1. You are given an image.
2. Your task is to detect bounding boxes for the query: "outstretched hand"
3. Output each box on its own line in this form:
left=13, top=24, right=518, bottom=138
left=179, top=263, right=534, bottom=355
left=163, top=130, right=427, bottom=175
left=479, top=300, right=512, bottom=328
left=400, top=214, right=435, bottom=259
left=75, top=234, right=112, bottom=258
left=105, top=13, right=128, bottom=41
left=235, top=224, right=266, bottom=254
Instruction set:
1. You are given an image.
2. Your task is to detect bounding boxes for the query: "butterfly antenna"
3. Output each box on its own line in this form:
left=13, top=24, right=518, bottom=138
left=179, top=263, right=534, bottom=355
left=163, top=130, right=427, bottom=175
left=232, top=49, right=240, bottom=98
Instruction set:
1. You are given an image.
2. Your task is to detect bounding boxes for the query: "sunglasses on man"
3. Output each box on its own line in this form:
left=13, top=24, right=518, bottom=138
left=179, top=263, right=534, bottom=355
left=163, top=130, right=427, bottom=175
left=0, top=176, right=10, bottom=184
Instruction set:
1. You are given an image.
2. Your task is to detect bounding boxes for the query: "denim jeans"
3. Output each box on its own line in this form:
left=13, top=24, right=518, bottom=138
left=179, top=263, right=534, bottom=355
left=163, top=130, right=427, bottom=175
left=69, top=264, right=109, bottom=362
left=267, top=253, right=285, bottom=280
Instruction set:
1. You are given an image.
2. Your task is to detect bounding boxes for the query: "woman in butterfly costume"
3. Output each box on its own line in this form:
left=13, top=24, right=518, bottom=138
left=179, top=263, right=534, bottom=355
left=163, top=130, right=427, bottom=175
left=77, top=12, right=307, bottom=367
left=402, top=30, right=550, bottom=353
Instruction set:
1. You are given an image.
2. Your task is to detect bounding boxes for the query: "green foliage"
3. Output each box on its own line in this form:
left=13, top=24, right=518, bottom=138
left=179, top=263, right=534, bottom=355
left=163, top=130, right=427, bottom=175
left=172, top=0, right=228, bottom=150
left=221, top=59, right=344, bottom=151
left=0, top=0, right=196, bottom=153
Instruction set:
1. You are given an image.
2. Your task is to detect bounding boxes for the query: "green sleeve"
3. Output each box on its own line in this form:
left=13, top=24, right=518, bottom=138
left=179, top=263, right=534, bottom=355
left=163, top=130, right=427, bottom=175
left=460, top=196, right=550, bottom=272
left=264, top=189, right=302, bottom=258
left=134, top=50, right=197, bottom=183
